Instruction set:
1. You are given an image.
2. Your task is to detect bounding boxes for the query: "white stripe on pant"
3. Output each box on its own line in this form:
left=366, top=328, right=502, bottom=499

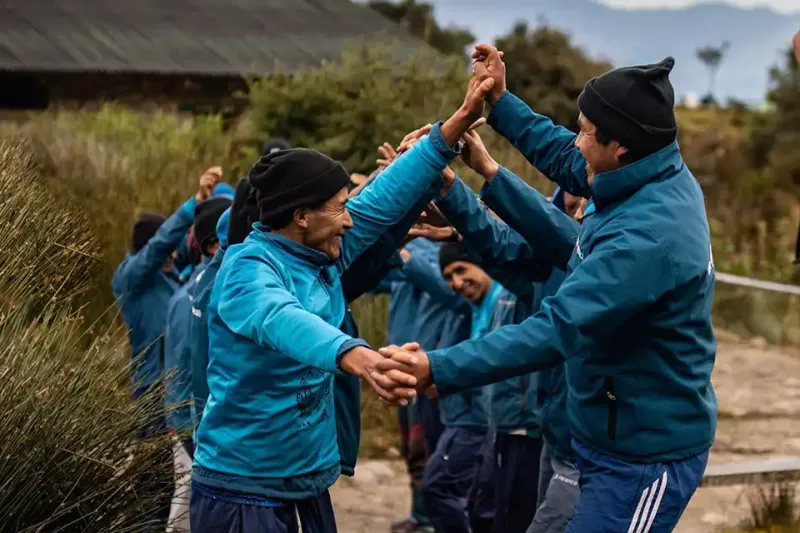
left=627, top=471, right=668, bottom=533
left=167, top=437, right=193, bottom=533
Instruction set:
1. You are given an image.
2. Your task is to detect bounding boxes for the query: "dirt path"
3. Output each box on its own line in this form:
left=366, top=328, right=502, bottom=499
left=329, top=333, right=800, bottom=533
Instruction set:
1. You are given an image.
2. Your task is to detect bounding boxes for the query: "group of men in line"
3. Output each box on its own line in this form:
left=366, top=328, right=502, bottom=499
left=114, top=42, right=721, bottom=533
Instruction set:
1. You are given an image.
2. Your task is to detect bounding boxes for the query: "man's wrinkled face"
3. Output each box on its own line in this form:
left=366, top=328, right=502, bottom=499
left=575, top=113, right=627, bottom=184
left=300, top=187, right=354, bottom=261
left=442, top=261, right=492, bottom=304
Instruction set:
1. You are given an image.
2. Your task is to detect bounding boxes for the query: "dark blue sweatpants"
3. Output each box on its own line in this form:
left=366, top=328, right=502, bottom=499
left=423, top=426, right=487, bottom=533
left=566, top=440, right=709, bottom=533
left=189, top=482, right=337, bottom=533
left=417, top=395, right=444, bottom=456
left=467, top=434, right=496, bottom=533
left=493, top=433, right=542, bottom=533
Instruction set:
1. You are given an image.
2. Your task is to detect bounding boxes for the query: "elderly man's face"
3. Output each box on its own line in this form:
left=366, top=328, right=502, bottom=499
left=301, top=187, right=353, bottom=261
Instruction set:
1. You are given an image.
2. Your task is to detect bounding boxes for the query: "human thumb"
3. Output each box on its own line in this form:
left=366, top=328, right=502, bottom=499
left=476, top=77, right=496, bottom=99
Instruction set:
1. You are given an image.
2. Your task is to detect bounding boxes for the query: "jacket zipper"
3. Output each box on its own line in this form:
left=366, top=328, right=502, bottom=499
left=519, top=376, right=527, bottom=414
left=604, top=376, right=617, bottom=441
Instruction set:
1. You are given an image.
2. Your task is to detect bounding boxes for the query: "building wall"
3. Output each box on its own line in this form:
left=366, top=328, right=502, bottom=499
left=0, top=71, right=250, bottom=118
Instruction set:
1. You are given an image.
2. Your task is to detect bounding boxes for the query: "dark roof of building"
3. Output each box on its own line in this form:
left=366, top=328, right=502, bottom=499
left=0, top=0, right=425, bottom=75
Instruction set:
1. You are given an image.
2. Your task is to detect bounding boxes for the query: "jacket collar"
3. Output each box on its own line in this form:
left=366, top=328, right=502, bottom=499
left=252, top=223, right=333, bottom=268
left=591, top=141, right=683, bottom=209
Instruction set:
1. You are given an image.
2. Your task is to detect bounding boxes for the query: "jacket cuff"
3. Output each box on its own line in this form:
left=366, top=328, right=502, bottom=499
left=335, top=338, right=371, bottom=376
left=487, top=91, right=515, bottom=129
left=429, top=349, right=457, bottom=396
left=180, top=197, right=197, bottom=220
left=478, top=166, right=510, bottom=203
left=427, top=121, right=462, bottom=162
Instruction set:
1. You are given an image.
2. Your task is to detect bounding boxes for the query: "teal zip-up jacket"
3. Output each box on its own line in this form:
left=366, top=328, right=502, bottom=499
left=112, top=197, right=196, bottom=392
left=189, top=187, right=432, bottom=477
left=430, top=95, right=717, bottom=463
left=485, top=286, right=540, bottom=435
left=193, top=124, right=460, bottom=499
left=164, top=262, right=207, bottom=433
left=189, top=249, right=223, bottom=423
left=435, top=178, right=548, bottom=436
left=189, top=208, right=232, bottom=426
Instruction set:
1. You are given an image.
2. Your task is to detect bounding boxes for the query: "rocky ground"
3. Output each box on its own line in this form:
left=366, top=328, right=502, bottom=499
left=329, top=331, right=800, bottom=533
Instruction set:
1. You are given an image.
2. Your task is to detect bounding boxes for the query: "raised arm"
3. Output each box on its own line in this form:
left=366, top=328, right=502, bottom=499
left=435, top=175, right=550, bottom=281
left=338, top=75, right=499, bottom=270
left=471, top=44, right=591, bottom=198
left=480, top=166, right=579, bottom=272
left=115, top=167, right=221, bottom=293
left=342, top=166, right=443, bottom=303
left=488, top=92, right=590, bottom=198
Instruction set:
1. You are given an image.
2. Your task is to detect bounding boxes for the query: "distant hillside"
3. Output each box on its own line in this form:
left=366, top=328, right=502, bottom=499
left=381, top=0, right=800, bottom=103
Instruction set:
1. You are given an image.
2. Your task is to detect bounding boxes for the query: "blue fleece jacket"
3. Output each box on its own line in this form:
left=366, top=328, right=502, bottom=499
left=193, top=124, right=460, bottom=499
left=429, top=92, right=717, bottom=464
left=112, top=197, right=196, bottom=392
left=164, top=262, right=207, bottom=433
left=188, top=209, right=232, bottom=426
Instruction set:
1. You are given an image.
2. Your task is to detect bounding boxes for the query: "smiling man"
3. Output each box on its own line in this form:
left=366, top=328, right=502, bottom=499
left=190, top=74, right=498, bottom=533
left=379, top=45, right=717, bottom=532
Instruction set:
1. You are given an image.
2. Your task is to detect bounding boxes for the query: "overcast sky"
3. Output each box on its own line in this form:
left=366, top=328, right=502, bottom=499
left=596, top=0, right=799, bottom=13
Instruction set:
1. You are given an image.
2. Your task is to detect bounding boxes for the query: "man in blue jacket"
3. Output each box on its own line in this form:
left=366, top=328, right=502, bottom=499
left=379, top=47, right=717, bottom=533
left=190, top=78, right=496, bottom=533
left=436, top=128, right=588, bottom=533
left=112, top=166, right=222, bottom=439
left=164, top=195, right=231, bottom=533
left=414, top=177, right=562, bottom=533
left=378, top=236, right=466, bottom=533
left=383, top=240, right=475, bottom=533
left=189, top=178, right=259, bottom=428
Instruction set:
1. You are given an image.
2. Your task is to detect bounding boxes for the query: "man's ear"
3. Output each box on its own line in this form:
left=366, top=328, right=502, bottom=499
left=615, top=144, right=629, bottom=161
left=293, top=208, right=309, bottom=229
left=794, top=30, right=800, bottom=64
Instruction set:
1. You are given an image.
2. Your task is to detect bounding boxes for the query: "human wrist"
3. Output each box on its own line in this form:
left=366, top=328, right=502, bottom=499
left=481, top=160, right=500, bottom=183
left=441, top=107, right=474, bottom=147
left=339, top=346, right=373, bottom=378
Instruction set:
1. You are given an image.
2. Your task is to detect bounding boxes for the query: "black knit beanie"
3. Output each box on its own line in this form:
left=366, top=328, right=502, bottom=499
left=228, top=178, right=261, bottom=246
left=132, top=213, right=166, bottom=253
left=248, top=148, right=351, bottom=228
left=261, top=137, right=292, bottom=157
left=439, top=241, right=480, bottom=271
left=577, top=57, right=678, bottom=158
left=194, top=197, right=232, bottom=254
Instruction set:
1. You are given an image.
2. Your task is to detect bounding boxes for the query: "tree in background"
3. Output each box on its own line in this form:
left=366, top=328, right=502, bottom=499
left=368, top=0, right=474, bottom=58
left=696, top=41, right=731, bottom=105
left=494, top=22, right=612, bottom=129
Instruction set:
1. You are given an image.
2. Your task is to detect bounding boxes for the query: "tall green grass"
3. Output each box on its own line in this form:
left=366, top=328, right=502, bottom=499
left=0, top=139, right=172, bottom=531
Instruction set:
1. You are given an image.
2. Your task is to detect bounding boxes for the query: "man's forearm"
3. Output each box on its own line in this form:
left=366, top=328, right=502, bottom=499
left=440, top=107, right=474, bottom=148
